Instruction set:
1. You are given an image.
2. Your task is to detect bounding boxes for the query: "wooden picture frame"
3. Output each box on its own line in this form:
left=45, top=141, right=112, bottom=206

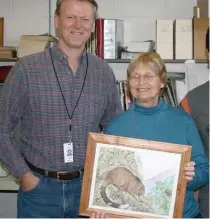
left=79, top=133, right=191, bottom=218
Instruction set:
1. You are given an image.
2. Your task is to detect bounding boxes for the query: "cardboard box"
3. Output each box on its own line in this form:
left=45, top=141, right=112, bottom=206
left=197, top=0, right=209, bottom=17
left=193, top=18, right=209, bottom=59
left=0, top=18, right=3, bottom=47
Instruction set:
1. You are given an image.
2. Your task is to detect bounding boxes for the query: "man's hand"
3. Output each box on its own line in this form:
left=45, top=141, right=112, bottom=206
left=20, top=172, right=40, bottom=192
left=184, top=161, right=195, bottom=181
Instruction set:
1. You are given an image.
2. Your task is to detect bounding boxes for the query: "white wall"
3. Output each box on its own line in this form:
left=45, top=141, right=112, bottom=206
left=0, top=0, right=49, bottom=46
left=0, top=0, right=197, bottom=46
left=96, top=0, right=197, bottom=45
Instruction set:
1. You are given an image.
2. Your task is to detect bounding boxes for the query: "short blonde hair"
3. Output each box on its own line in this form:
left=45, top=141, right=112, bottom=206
left=127, top=52, right=168, bottom=87
left=55, top=0, right=98, bottom=20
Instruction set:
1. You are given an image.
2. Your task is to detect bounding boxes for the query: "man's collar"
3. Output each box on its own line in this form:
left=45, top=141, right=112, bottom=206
left=51, top=42, right=87, bottom=66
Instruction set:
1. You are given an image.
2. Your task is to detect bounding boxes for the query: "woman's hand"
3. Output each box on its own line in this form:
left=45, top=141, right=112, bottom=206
left=90, top=212, right=108, bottom=218
left=184, top=161, right=195, bottom=181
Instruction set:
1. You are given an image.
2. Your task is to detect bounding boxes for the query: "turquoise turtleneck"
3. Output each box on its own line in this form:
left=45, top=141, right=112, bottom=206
left=133, top=97, right=164, bottom=114
left=104, top=97, right=209, bottom=218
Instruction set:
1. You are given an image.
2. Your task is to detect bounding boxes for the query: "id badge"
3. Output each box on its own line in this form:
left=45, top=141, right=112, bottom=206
left=63, top=142, right=73, bottom=163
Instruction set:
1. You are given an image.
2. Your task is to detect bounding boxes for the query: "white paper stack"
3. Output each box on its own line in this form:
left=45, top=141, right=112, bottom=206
left=175, top=20, right=193, bottom=59
left=124, top=41, right=155, bottom=53
left=156, top=20, right=174, bottom=59
left=185, top=60, right=209, bottom=92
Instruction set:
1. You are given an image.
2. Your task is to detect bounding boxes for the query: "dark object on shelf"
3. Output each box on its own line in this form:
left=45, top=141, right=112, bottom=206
left=0, top=65, right=12, bottom=83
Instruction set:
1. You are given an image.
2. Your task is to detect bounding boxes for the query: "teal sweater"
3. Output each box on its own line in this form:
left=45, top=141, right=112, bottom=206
left=104, top=98, right=209, bottom=218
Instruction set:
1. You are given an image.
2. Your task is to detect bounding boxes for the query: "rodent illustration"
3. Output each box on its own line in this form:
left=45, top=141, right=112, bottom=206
left=100, top=167, right=145, bottom=209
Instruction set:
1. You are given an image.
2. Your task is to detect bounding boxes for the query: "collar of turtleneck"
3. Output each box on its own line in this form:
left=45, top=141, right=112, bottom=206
left=132, top=97, right=165, bottom=115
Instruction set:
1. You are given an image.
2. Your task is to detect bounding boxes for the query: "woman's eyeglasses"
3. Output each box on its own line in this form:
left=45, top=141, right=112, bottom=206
left=130, top=73, right=158, bottom=83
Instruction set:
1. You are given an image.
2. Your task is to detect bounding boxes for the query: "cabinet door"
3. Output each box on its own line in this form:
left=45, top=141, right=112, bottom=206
left=0, top=193, right=17, bottom=217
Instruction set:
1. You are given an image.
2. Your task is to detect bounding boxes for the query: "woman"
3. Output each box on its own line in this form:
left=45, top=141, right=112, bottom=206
left=92, top=52, right=209, bottom=218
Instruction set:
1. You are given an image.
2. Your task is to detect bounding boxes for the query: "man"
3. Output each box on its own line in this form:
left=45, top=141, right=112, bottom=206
left=0, top=0, right=122, bottom=217
left=181, top=28, right=209, bottom=218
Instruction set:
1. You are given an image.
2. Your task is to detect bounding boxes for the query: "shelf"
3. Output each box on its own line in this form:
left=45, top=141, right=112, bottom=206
left=0, top=58, right=208, bottom=64
left=0, top=174, right=19, bottom=192
left=0, top=58, right=18, bottom=62
left=105, top=59, right=208, bottom=63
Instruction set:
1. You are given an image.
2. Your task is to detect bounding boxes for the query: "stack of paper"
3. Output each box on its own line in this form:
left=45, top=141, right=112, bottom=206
left=185, top=60, right=209, bottom=92
left=0, top=46, right=16, bottom=59
left=156, top=20, right=174, bottom=59
left=17, top=35, right=57, bottom=58
left=121, top=41, right=155, bottom=59
left=175, top=20, right=192, bottom=59
left=124, top=41, right=155, bottom=53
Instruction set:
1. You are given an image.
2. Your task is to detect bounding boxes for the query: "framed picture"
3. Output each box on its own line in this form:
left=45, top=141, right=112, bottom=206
left=79, top=133, right=191, bottom=218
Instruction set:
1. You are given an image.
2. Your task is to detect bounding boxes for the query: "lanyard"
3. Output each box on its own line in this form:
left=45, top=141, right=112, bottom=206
left=49, top=48, right=89, bottom=141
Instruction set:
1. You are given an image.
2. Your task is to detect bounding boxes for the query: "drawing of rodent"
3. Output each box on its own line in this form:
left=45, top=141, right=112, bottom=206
left=100, top=167, right=145, bottom=209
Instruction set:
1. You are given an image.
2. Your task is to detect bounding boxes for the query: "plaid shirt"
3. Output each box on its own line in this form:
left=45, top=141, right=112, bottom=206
left=0, top=43, right=122, bottom=178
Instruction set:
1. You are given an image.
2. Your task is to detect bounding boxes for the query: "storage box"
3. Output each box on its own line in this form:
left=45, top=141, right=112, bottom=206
left=193, top=18, right=209, bottom=59
left=175, top=20, right=193, bottom=59
left=197, top=0, right=209, bottom=17
left=156, top=20, right=174, bottom=59
left=103, top=19, right=124, bottom=59
left=0, top=18, right=3, bottom=47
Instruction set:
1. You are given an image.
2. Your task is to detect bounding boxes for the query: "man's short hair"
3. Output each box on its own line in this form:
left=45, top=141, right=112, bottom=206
left=55, top=0, right=98, bottom=20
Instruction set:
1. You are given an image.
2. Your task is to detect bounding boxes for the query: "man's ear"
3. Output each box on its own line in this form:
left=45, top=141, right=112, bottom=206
left=54, top=15, right=60, bottom=37
left=54, top=14, right=59, bottom=30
